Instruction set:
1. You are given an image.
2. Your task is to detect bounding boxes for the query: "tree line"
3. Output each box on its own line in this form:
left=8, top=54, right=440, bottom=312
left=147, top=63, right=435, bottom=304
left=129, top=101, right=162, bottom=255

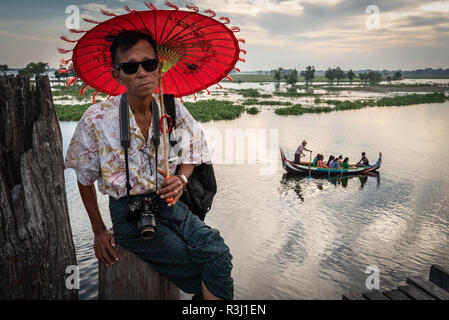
left=0, top=61, right=77, bottom=82
left=272, top=66, right=402, bottom=86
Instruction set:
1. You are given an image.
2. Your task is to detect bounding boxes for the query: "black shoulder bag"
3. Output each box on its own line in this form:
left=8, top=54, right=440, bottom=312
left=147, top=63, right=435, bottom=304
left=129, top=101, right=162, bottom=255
left=159, top=94, right=217, bottom=221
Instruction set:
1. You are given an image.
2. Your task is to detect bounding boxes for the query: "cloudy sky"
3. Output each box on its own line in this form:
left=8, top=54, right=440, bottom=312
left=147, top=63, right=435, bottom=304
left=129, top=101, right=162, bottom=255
left=0, top=0, right=448, bottom=71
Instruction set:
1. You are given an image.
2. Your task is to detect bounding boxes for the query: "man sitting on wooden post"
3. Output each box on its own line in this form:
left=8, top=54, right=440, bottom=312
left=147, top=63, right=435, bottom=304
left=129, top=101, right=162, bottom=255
left=64, top=30, right=234, bottom=300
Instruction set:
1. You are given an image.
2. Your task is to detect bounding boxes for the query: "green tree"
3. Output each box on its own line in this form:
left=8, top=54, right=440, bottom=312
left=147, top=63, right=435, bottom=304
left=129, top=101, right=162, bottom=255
left=274, top=67, right=283, bottom=83
left=347, top=69, right=355, bottom=84
left=18, top=68, right=33, bottom=77
left=358, top=73, right=368, bottom=85
left=367, top=71, right=382, bottom=85
left=303, top=66, right=315, bottom=86
left=0, top=64, right=9, bottom=75
left=393, top=71, right=402, bottom=81
left=286, top=69, right=298, bottom=86
left=325, top=68, right=335, bottom=84
left=334, top=67, right=345, bottom=85
left=18, top=62, right=49, bottom=78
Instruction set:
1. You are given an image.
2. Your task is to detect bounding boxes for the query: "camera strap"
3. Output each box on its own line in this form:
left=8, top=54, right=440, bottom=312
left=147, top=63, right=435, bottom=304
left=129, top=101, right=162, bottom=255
left=120, top=93, right=160, bottom=201
left=120, top=92, right=132, bottom=200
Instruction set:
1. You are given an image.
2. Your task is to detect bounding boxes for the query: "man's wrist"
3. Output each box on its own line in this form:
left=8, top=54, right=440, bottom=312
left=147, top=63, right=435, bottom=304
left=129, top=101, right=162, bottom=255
left=93, top=225, right=107, bottom=236
left=176, top=174, right=188, bottom=190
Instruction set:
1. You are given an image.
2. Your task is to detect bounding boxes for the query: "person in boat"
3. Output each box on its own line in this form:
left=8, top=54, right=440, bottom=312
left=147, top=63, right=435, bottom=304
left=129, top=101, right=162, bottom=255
left=342, top=157, right=350, bottom=169
left=317, top=154, right=328, bottom=168
left=331, top=158, right=339, bottom=169
left=336, top=155, right=343, bottom=168
left=356, top=152, right=369, bottom=167
left=327, top=155, right=335, bottom=167
left=64, top=30, right=233, bottom=300
left=295, top=140, right=312, bottom=164
left=312, top=154, right=321, bottom=167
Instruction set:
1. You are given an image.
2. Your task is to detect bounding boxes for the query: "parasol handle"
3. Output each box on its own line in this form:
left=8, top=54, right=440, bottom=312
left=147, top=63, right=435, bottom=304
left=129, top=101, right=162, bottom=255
left=158, top=77, right=174, bottom=203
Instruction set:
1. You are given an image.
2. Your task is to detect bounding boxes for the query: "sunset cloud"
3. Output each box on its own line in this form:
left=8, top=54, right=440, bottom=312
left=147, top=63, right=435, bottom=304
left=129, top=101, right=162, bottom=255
left=0, top=0, right=447, bottom=70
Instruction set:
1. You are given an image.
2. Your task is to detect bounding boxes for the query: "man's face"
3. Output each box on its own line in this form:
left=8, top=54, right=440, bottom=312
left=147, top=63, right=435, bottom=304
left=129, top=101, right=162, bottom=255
left=111, top=39, right=161, bottom=99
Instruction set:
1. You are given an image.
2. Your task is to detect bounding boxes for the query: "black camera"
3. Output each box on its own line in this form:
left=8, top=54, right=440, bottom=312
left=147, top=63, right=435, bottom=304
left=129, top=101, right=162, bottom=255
left=126, top=196, right=159, bottom=240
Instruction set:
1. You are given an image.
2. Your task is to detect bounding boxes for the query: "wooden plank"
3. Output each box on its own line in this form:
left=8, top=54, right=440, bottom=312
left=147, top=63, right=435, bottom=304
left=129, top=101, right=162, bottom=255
left=362, top=290, right=390, bottom=300
left=398, top=284, right=435, bottom=300
left=342, top=293, right=366, bottom=300
left=382, top=289, right=412, bottom=300
left=429, top=265, right=449, bottom=292
left=407, top=276, right=449, bottom=300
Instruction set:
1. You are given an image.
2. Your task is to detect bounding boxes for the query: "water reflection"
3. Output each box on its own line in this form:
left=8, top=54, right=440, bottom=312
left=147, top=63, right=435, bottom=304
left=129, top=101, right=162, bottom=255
left=274, top=83, right=280, bottom=92
left=280, top=172, right=381, bottom=202
left=60, top=101, right=449, bottom=299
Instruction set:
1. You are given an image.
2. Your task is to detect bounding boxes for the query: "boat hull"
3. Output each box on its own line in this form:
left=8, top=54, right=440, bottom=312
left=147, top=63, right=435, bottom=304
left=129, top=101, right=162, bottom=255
left=280, top=149, right=382, bottom=175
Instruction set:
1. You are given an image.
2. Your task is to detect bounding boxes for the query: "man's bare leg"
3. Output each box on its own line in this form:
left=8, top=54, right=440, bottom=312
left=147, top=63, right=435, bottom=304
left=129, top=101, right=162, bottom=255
left=202, top=281, right=222, bottom=300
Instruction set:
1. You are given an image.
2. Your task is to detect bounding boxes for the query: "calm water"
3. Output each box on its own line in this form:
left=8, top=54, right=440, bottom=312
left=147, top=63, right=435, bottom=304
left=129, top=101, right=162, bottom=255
left=62, top=101, right=449, bottom=299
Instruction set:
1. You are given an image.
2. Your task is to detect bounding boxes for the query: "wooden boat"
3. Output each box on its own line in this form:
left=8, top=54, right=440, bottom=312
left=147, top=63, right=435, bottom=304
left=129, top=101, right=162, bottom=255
left=280, top=148, right=382, bottom=175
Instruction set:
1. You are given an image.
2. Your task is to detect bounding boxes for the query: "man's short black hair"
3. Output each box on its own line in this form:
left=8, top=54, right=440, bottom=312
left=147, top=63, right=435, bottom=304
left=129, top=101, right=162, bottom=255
left=107, top=30, right=157, bottom=68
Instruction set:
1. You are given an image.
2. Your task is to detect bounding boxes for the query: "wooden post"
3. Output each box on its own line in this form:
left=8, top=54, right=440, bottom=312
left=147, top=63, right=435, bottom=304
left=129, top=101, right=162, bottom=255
left=429, top=264, right=449, bottom=292
left=98, top=244, right=180, bottom=300
left=0, top=75, right=78, bottom=299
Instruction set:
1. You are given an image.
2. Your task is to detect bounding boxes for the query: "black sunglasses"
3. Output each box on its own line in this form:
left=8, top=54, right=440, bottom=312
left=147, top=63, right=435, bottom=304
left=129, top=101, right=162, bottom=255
left=115, top=59, right=159, bottom=75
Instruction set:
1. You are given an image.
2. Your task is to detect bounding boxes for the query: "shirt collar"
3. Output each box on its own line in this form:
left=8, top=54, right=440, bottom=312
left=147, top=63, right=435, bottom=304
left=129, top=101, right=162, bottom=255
left=114, top=93, right=161, bottom=141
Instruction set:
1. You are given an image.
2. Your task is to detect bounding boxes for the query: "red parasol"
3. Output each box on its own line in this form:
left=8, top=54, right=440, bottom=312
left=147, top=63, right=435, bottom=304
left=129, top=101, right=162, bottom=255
left=58, top=1, right=246, bottom=103
left=58, top=1, right=245, bottom=203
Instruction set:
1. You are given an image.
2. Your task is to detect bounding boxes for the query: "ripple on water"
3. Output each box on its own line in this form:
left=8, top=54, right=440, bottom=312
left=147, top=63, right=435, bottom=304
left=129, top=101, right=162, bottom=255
left=60, top=101, right=449, bottom=299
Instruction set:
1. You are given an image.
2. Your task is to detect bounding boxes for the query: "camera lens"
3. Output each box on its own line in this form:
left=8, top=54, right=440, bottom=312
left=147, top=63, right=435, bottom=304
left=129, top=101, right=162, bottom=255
left=137, top=212, right=157, bottom=240
left=140, top=226, right=156, bottom=240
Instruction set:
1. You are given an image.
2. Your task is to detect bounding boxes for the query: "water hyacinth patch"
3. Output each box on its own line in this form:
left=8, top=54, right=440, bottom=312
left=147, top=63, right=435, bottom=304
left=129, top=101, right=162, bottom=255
left=275, top=93, right=448, bottom=116
left=246, top=107, right=260, bottom=114
left=183, top=99, right=245, bottom=122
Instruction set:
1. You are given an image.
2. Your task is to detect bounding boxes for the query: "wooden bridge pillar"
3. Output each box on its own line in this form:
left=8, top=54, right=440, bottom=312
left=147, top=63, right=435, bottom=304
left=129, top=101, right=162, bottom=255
left=98, top=244, right=180, bottom=300
left=0, top=75, right=78, bottom=299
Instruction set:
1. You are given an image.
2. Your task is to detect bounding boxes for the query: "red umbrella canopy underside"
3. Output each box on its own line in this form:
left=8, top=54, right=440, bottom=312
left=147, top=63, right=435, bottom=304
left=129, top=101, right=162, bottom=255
left=69, top=9, right=244, bottom=98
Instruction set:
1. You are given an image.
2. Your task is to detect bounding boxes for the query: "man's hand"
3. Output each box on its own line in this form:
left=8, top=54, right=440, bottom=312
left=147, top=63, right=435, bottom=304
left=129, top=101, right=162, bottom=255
left=94, top=229, right=118, bottom=266
left=156, top=168, right=185, bottom=207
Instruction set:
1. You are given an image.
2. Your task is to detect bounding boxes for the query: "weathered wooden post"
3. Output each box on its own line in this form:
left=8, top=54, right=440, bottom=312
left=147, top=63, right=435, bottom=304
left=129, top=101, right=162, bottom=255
left=0, top=75, right=78, bottom=299
left=98, top=244, right=180, bottom=300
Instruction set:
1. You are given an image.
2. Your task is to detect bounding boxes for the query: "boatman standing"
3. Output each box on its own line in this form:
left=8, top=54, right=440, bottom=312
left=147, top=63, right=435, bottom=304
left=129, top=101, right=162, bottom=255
left=295, top=140, right=312, bottom=164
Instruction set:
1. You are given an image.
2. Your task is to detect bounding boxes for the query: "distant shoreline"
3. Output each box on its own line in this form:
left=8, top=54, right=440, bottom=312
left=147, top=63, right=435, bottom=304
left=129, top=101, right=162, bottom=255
left=221, top=74, right=449, bottom=83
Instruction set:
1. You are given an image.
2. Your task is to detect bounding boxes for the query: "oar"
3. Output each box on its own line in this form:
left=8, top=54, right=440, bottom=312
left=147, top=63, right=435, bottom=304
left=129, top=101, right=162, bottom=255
left=158, top=76, right=174, bottom=204
left=308, top=151, right=312, bottom=180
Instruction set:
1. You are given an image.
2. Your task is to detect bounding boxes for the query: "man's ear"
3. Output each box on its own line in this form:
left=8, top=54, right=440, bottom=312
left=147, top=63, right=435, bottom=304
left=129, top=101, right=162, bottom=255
left=111, top=68, right=122, bottom=84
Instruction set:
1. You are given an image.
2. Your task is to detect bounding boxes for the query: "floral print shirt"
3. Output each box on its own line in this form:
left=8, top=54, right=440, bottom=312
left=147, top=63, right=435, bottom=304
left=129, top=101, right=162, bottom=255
left=64, top=93, right=211, bottom=199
